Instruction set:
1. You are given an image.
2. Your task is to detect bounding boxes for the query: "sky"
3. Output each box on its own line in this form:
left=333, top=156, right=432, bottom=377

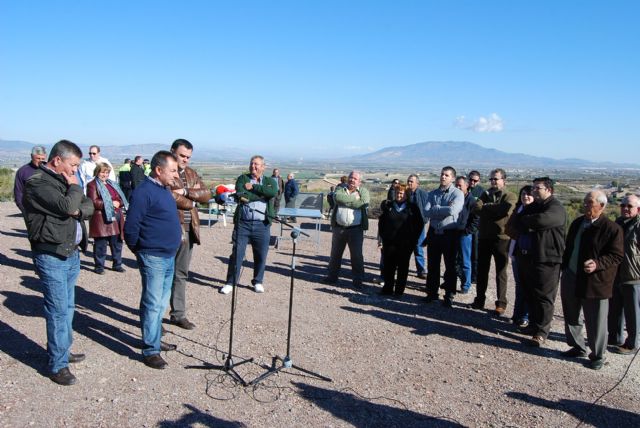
left=1, top=1, right=638, bottom=162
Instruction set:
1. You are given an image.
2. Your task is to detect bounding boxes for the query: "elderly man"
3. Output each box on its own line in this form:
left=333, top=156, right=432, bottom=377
left=271, top=168, right=285, bottom=215
left=23, top=140, right=94, bottom=385
left=508, top=177, right=566, bottom=347
left=130, top=155, right=146, bottom=189
left=424, top=167, right=464, bottom=306
left=78, top=145, right=115, bottom=189
left=124, top=151, right=182, bottom=369
left=323, top=170, right=370, bottom=288
left=608, top=194, right=640, bottom=354
left=560, top=190, right=623, bottom=370
left=406, top=174, right=429, bottom=279
left=220, top=155, right=277, bottom=294
left=167, top=139, right=211, bottom=330
left=472, top=168, right=517, bottom=315
left=14, top=145, right=47, bottom=214
left=284, top=173, right=299, bottom=222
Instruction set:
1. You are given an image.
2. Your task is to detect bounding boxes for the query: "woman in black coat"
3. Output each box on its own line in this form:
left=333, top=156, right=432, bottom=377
left=378, top=183, right=423, bottom=296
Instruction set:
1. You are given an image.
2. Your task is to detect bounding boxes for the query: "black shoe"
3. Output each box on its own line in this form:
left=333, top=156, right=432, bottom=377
left=49, top=367, right=77, bottom=386
left=423, top=294, right=439, bottom=303
left=561, top=347, right=587, bottom=358
left=160, top=342, right=177, bottom=352
left=471, top=299, right=485, bottom=310
left=321, top=277, right=337, bottom=285
left=379, top=289, right=393, bottom=296
left=69, top=353, right=86, bottom=363
left=417, top=272, right=427, bottom=280
left=143, top=354, right=168, bottom=369
left=170, top=317, right=195, bottom=330
left=442, top=298, right=453, bottom=308
left=113, top=266, right=126, bottom=273
left=589, top=359, right=607, bottom=370
left=94, top=268, right=105, bottom=275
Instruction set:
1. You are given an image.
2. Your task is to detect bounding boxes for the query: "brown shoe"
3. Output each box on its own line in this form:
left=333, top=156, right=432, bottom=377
left=494, top=307, right=506, bottom=316
left=612, top=345, right=637, bottom=355
left=143, top=354, right=168, bottom=369
left=527, top=335, right=546, bottom=347
left=49, top=367, right=77, bottom=386
left=170, top=317, right=196, bottom=330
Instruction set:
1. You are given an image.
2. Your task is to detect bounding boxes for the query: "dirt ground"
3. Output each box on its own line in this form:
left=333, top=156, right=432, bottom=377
left=0, top=202, right=638, bottom=427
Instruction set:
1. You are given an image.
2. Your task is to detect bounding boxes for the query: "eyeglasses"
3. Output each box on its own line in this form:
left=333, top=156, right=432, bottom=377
left=89, top=152, right=98, bottom=155
left=469, top=178, right=479, bottom=183
left=489, top=177, right=502, bottom=181
left=620, top=204, right=634, bottom=208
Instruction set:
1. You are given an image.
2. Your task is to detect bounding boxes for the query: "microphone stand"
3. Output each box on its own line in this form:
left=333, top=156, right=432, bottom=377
left=247, top=209, right=332, bottom=385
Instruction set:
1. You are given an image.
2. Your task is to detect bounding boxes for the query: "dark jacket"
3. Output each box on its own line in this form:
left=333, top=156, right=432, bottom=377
left=87, top=179, right=125, bottom=239
left=615, top=215, right=640, bottom=285
left=284, top=179, right=299, bottom=203
left=14, top=161, right=39, bottom=213
left=233, top=174, right=278, bottom=225
left=407, top=187, right=429, bottom=224
left=130, top=163, right=146, bottom=188
left=506, top=196, right=566, bottom=263
left=378, top=200, right=422, bottom=248
left=170, top=166, right=211, bottom=245
left=474, top=188, right=517, bottom=240
left=562, top=214, right=624, bottom=299
left=23, top=165, right=94, bottom=257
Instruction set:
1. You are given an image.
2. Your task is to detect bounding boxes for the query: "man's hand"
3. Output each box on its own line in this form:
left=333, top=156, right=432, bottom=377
left=62, top=172, right=78, bottom=185
left=244, top=182, right=253, bottom=191
left=583, top=259, right=597, bottom=273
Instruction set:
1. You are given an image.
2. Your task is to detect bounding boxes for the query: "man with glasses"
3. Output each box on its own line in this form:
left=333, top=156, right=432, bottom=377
left=507, top=177, right=566, bottom=347
left=560, top=190, right=623, bottom=370
left=468, top=170, right=484, bottom=283
left=78, top=145, right=115, bottom=190
left=608, top=194, right=640, bottom=355
left=472, top=168, right=517, bottom=315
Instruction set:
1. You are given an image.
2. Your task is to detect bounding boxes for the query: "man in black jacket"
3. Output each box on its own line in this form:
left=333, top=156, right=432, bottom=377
left=23, top=140, right=94, bottom=385
left=509, top=177, right=566, bottom=347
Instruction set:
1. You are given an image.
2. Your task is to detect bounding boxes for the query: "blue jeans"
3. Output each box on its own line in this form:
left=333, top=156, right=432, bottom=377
left=226, top=220, right=271, bottom=285
left=137, top=253, right=175, bottom=356
left=413, top=226, right=426, bottom=274
left=33, top=250, right=80, bottom=374
left=459, top=233, right=472, bottom=291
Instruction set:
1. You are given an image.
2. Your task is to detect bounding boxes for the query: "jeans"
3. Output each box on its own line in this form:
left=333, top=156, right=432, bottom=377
left=33, top=250, right=80, bottom=374
left=93, top=235, right=123, bottom=270
left=459, top=233, right=473, bottom=291
left=510, top=256, right=529, bottom=323
left=137, top=252, right=175, bottom=356
left=327, top=225, right=365, bottom=285
left=413, top=226, right=426, bottom=275
left=226, top=220, right=271, bottom=286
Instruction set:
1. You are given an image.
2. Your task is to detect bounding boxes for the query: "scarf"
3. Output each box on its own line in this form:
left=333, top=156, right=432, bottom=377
left=96, top=179, right=129, bottom=223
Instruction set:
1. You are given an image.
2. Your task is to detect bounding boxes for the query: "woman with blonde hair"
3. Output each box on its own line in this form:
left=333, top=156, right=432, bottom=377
left=86, top=162, right=128, bottom=274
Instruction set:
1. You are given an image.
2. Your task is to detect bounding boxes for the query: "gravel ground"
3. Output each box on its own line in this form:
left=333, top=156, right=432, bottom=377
left=0, top=201, right=638, bottom=427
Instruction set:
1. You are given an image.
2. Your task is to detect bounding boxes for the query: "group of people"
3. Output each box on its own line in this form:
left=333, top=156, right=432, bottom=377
left=14, top=144, right=640, bottom=385
left=323, top=167, right=638, bottom=371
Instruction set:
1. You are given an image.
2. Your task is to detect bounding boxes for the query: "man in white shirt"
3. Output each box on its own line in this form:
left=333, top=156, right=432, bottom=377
left=78, top=145, right=115, bottom=189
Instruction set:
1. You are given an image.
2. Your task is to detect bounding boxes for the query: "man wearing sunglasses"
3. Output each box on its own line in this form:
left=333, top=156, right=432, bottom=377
left=608, top=194, right=640, bottom=355
left=78, top=145, right=115, bottom=190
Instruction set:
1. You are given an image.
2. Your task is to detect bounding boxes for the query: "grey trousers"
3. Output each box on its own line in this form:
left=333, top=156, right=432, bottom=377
left=170, top=230, right=194, bottom=320
left=327, top=225, right=364, bottom=285
left=608, top=282, right=640, bottom=349
left=560, top=269, right=609, bottom=361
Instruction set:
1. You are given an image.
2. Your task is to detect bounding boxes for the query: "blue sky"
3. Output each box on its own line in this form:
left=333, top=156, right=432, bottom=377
left=1, top=1, right=638, bottom=162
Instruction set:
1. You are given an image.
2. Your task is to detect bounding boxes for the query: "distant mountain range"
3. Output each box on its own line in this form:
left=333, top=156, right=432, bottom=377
left=350, top=141, right=639, bottom=169
left=1, top=139, right=637, bottom=170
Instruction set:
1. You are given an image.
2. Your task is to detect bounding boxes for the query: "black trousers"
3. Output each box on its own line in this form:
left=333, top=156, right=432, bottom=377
left=476, top=238, right=510, bottom=308
left=517, top=255, right=561, bottom=338
left=381, top=244, right=413, bottom=295
left=426, top=229, right=458, bottom=297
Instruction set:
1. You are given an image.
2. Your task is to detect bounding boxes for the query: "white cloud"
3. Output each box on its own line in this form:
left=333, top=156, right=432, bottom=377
left=454, top=113, right=504, bottom=133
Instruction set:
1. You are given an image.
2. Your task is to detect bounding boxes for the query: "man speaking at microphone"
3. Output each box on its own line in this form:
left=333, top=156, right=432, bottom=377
left=220, top=155, right=277, bottom=294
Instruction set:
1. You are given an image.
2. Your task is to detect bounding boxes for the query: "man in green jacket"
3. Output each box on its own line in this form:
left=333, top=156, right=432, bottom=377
left=220, top=155, right=277, bottom=294
left=323, top=170, right=370, bottom=288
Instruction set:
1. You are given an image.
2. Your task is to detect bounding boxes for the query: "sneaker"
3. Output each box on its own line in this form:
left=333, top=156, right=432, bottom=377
left=515, top=319, right=529, bottom=329
left=254, top=283, right=265, bottom=293
left=219, top=284, right=233, bottom=294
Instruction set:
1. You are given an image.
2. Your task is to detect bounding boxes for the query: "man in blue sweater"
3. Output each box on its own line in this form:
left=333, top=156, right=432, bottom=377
left=125, top=151, right=182, bottom=370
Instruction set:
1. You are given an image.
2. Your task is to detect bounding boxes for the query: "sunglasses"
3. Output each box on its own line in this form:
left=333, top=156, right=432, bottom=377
left=89, top=152, right=98, bottom=155
left=469, top=178, right=479, bottom=183
left=620, top=204, right=634, bottom=208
